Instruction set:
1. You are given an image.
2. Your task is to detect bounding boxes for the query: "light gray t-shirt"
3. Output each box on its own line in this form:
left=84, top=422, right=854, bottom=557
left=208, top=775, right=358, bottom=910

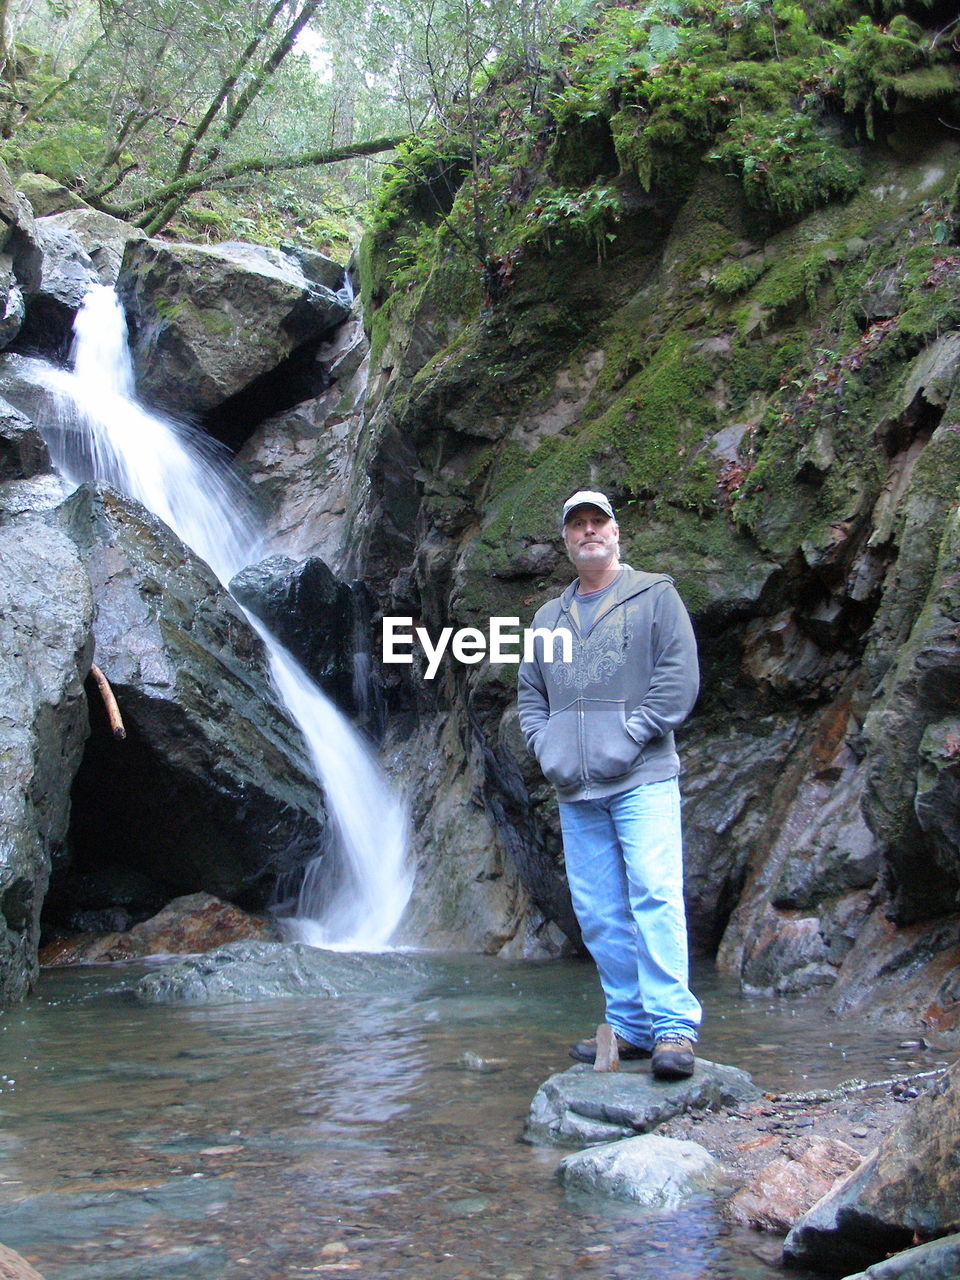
left=570, top=574, right=620, bottom=636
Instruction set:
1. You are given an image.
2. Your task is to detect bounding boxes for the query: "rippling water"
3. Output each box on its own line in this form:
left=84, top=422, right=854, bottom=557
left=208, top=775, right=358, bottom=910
left=0, top=956, right=932, bottom=1280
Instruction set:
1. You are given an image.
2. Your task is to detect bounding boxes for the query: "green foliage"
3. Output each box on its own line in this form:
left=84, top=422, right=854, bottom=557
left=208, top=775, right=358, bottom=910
left=550, top=2, right=689, bottom=119
left=709, top=111, right=863, bottom=219
left=833, top=15, right=930, bottom=138
left=522, top=183, right=620, bottom=260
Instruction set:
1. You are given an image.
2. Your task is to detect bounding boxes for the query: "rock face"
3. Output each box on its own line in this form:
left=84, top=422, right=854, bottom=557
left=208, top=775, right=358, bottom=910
left=236, top=312, right=369, bottom=570
left=0, top=162, right=40, bottom=352
left=117, top=239, right=351, bottom=418
left=47, top=484, right=325, bottom=925
left=0, top=406, right=92, bottom=1000
left=557, top=1133, right=726, bottom=1207
left=782, top=1061, right=960, bottom=1275
left=525, top=1060, right=760, bottom=1148
left=230, top=554, right=380, bottom=728
left=323, top=101, right=960, bottom=1022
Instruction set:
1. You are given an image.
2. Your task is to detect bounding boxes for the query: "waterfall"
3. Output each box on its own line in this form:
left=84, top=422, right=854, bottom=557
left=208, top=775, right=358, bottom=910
left=39, top=284, right=412, bottom=952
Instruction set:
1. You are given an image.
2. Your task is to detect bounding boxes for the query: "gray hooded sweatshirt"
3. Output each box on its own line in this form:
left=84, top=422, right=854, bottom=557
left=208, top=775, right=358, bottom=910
left=517, top=566, right=699, bottom=802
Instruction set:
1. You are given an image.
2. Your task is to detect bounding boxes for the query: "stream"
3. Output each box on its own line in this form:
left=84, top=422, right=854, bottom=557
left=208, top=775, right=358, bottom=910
left=0, top=955, right=932, bottom=1280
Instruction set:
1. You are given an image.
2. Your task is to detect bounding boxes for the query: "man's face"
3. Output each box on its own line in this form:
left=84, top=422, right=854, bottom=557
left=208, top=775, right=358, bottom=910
left=563, top=506, right=620, bottom=572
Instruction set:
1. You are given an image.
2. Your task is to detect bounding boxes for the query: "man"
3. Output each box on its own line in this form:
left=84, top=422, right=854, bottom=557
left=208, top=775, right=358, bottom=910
left=517, top=490, right=702, bottom=1080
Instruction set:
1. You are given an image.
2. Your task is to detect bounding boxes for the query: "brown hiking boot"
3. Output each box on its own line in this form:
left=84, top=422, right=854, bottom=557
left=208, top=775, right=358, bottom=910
left=651, top=1033, right=695, bottom=1079
left=570, top=1033, right=651, bottom=1063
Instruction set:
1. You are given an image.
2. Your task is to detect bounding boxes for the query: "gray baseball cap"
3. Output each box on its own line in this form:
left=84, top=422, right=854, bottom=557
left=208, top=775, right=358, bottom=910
left=562, top=490, right=616, bottom=526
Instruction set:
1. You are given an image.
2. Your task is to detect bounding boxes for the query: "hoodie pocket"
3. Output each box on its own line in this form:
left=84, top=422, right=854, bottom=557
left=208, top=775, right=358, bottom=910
left=583, top=701, right=643, bottom=783
left=536, top=703, right=582, bottom=791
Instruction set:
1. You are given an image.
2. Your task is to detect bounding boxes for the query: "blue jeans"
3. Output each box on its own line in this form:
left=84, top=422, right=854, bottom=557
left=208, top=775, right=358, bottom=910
left=558, top=777, right=701, bottom=1048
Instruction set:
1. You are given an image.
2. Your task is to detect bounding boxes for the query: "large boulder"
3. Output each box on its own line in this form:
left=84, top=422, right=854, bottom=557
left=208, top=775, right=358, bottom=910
left=557, top=1133, right=726, bottom=1207
left=117, top=239, right=351, bottom=418
left=49, top=484, right=325, bottom=923
left=782, top=1062, right=960, bottom=1275
left=17, top=220, right=100, bottom=356
left=840, top=1235, right=960, bottom=1280
left=229, top=554, right=378, bottom=725
left=525, top=1059, right=760, bottom=1148
left=0, top=513, right=92, bottom=1001
left=40, top=209, right=146, bottom=287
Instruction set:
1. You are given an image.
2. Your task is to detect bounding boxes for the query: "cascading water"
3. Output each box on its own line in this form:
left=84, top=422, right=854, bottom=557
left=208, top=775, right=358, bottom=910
left=38, top=284, right=412, bottom=951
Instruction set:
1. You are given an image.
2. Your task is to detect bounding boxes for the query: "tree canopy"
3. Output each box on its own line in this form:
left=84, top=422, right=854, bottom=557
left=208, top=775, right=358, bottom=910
left=0, top=0, right=579, bottom=245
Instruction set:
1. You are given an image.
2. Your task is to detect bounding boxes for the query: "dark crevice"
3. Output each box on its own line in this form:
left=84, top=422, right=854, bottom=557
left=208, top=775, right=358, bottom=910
left=202, top=333, right=336, bottom=452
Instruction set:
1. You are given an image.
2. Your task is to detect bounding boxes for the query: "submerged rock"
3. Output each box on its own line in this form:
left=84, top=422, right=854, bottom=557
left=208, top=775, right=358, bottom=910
left=525, top=1059, right=760, bottom=1148
left=558, top=1133, right=726, bottom=1208
left=783, top=1062, right=960, bottom=1275
left=129, top=939, right=432, bottom=1004
left=0, top=1241, right=46, bottom=1279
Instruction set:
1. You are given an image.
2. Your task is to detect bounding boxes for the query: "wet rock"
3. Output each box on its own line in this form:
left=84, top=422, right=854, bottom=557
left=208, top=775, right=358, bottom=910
left=52, top=484, right=325, bottom=916
left=840, top=1233, right=960, bottom=1280
left=0, top=396, right=51, bottom=482
left=236, top=312, right=369, bottom=569
left=40, top=892, right=273, bottom=966
left=117, top=238, right=351, bottom=418
left=681, top=714, right=801, bottom=951
left=828, top=909, right=960, bottom=1044
left=0, top=1242, right=46, bottom=1279
left=229, top=553, right=377, bottom=724
left=863, top=502, right=960, bottom=923
left=0, top=515, right=93, bottom=1001
left=0, top=164, right=41, bottom=351
left=525, top=1059, right=760, bottom=1148
left=783, top=1062, right=960, bottom=1275
left=128, top=939, right=431, bottom=1004
left=40, top=209, right=146, bottom=286
left=18, top=219, right=100, bottom=356
left=388, top=713, right=538, bottom=955
left=772, top=764, right=878, bottom=911
left=558, top=1133, right=726, bottom=1207
left=725, top=1134, right=863, bottom=1234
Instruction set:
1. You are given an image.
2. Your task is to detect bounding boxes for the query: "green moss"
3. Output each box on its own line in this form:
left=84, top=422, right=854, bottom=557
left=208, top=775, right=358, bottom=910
left=709, top=111, right=863, bottom=220
left=713, top=258, right=766, bottom=298
left=890, top=66, right=959, bottom=103
left=833, top=16, right=931, bottom=139
left=619, top=505, right=773, bottom=615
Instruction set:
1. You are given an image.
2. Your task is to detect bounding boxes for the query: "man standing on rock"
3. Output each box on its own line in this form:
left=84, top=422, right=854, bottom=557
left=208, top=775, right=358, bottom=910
left=517, top=490, right=702, bottom=1080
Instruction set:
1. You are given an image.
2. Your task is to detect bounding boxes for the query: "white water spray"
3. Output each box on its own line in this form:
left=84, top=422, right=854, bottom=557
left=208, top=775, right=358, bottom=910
left=41, top=285, right=412, bottom=951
